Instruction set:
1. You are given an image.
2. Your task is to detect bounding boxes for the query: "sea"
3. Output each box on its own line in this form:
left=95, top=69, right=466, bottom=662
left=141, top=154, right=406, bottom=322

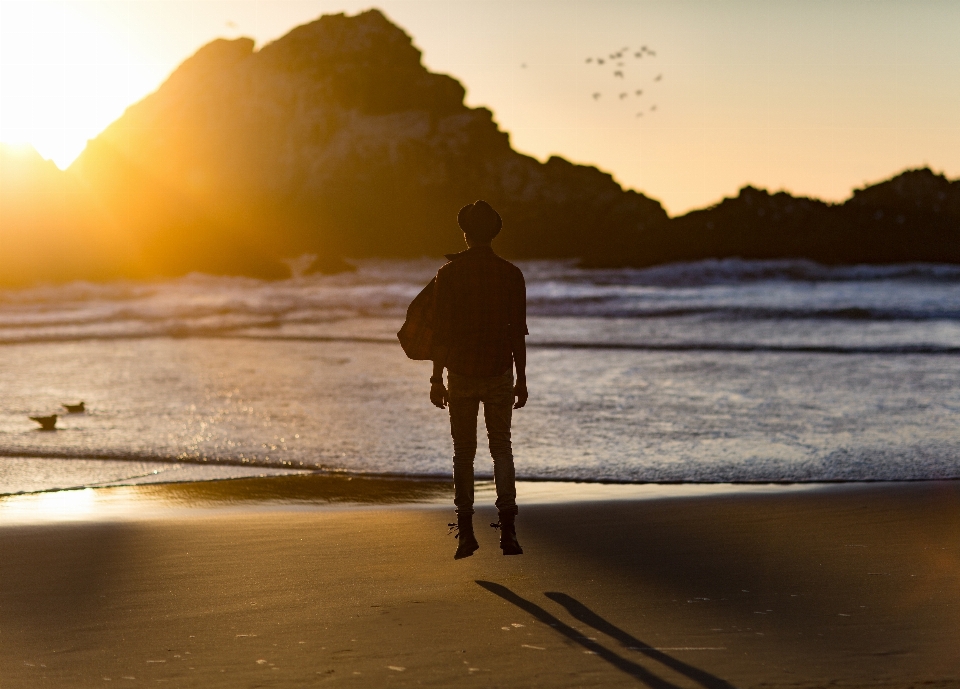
left=3, top=257, right=960, bottom=496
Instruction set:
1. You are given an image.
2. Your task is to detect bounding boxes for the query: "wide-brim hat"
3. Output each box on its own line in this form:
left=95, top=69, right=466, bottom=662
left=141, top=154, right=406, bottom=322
left=457, top=200, right=502, bottom=241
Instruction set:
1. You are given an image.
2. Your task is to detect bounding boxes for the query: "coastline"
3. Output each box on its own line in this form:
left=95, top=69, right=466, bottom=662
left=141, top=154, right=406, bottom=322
left=2, top=478, right=959, bottom=687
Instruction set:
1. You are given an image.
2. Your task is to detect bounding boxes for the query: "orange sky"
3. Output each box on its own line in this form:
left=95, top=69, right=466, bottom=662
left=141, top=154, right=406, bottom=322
left=1, top=0, right=958, bottom=215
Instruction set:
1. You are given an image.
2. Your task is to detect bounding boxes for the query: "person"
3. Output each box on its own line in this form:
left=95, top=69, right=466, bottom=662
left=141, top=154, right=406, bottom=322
left=430, top=200, right=528, bottom=560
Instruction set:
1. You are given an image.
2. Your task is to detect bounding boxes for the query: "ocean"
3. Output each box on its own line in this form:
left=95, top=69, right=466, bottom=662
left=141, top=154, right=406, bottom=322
left=3, top=258, right=960, bottom=495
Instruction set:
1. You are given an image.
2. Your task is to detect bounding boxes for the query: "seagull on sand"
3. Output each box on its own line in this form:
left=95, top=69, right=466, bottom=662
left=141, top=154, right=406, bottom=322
left=30, top=415, right=58, bottom=431
left=62, top=402, right=85, bottom=413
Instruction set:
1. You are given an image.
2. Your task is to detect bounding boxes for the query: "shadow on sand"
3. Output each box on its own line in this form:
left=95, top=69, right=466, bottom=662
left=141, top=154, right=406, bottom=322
left=476, top=580, right=735, bottom=689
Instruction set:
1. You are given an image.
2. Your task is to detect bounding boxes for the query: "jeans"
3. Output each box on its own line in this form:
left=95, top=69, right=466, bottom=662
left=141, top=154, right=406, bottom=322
left=447, top=369, right=518, bottom=516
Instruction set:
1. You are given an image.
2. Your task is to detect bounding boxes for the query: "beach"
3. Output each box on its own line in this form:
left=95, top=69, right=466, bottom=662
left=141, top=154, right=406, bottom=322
left=3, top=479, right=959, bottom=688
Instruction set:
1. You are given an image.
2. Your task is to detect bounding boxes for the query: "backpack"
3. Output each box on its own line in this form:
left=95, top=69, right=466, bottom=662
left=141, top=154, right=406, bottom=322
left=397, top=277, right=437, bottom=360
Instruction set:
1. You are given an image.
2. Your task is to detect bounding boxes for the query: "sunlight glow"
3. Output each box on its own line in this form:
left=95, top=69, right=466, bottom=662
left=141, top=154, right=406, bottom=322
left=0, top=487, right=98, bottom=523
left=0, top=1, right=163, bottom=168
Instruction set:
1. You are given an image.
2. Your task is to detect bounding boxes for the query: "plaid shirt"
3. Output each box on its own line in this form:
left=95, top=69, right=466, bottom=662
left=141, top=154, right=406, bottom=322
left=432, top=246, right=527, bottom=377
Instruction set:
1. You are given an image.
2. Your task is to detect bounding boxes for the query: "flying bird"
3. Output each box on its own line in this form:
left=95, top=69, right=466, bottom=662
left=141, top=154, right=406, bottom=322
left=30, top=415, right=57, bottom=431
left=62, top=401, right=85, bottom=413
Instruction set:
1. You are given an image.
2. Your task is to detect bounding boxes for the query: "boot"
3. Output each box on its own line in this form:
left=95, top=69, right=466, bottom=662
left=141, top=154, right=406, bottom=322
left=491, top=511, right=523, bottom=555
left=449, top=513, right=479, bottom=560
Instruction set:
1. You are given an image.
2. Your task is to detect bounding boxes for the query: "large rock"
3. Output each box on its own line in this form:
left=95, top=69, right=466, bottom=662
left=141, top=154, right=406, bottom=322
left=67, top=8, right=669, bottom=279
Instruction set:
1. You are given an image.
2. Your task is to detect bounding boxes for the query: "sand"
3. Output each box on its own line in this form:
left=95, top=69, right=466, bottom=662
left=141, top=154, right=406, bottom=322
left=2, top=480, right=960, bottom=688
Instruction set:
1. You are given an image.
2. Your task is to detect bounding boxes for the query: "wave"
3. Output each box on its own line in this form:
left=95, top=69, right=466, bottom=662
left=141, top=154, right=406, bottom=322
left=2, top=259, right=960, bottom=345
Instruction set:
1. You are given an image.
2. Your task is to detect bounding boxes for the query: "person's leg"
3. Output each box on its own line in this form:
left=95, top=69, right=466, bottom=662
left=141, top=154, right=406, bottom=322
left=447, top=372, right=482, bottom=559
left=482, top=370, right=517, bottom=515
left=481, top=370, right=522, bottom=555
left=448, top=374, right=481, bottom=516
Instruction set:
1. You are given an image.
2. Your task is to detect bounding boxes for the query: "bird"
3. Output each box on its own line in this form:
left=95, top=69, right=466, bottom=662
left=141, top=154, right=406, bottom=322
left=521, top=63, right=527, bottom=68
left=613, top=70, right=624, bottom=78
left=592, top=92, right=601, bottom=100
left=619, top=92, right=628, bottom=99
left=635, top=89, right=643, bottom=95
left=636, top=112, right=644, bottom=117
left=634, top=52, right=643, bottom=58
left=30, top=415, right=57, bottom=431
left=651, top=104, right=658, bottom=111
left=654, top=74, right=662, bottom=81
left=597, top=58, right=605, bottom=65
left=62, top=401, right=85, bottom=413
left=586, top=57, right=593, bottom=63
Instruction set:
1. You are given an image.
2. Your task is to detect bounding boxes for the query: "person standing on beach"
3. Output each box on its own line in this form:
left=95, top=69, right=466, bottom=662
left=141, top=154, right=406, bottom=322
left=430, top=200, right=528, bottom=560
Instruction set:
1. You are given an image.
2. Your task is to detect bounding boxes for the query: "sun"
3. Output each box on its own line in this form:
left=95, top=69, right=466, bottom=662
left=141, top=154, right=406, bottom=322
left=0, top=1, right=161, bottom=169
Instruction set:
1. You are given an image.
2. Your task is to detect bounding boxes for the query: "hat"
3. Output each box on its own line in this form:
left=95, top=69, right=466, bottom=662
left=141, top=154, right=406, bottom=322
left=457, top=200, right=502, bottom=241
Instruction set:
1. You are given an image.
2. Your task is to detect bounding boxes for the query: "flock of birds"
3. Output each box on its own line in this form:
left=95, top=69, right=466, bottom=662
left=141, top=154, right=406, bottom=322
left=584, top=44, right=663, bottom=118
left=29, top=401, right=85, bottom=431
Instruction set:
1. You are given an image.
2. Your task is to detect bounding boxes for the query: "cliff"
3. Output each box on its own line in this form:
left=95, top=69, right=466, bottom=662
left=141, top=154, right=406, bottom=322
left=64, top=9, right=667, bottom=280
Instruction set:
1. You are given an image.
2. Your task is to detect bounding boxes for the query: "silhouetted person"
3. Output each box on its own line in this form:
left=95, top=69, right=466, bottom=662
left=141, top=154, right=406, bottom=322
left=430, top=200, right=528, bottom=560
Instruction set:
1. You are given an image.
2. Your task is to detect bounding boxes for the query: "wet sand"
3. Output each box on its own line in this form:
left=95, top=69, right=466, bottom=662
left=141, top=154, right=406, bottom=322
left=2, top=480, right=960, bottom=688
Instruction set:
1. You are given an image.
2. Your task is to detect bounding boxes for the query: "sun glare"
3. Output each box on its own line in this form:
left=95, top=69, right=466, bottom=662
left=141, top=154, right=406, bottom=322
left=0, top=1, right=162, bottom=168
left=0, top=487, right=98, bottom=523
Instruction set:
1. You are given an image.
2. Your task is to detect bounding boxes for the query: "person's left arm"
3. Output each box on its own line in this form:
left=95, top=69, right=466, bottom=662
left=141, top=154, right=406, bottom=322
left=511, top=271, right=528, bottom=409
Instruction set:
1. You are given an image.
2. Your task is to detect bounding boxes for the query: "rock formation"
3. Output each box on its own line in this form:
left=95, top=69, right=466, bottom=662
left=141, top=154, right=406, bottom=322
left=1, top=9, right=958, bottom=287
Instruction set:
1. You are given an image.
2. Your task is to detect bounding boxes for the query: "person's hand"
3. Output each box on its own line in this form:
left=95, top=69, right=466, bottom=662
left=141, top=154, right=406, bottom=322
left=514, top=380, right=528, bottom=409
left=430, top=382, right=448, bottom=409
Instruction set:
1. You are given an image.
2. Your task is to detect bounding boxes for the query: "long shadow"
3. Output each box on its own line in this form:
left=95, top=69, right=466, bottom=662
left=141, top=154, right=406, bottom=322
left=476, top=580, right=682, bottom=688
left=545, top=592, right=736, bottom=689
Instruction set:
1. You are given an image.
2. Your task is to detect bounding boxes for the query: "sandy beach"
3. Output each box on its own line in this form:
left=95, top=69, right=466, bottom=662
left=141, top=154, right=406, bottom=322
left=2, top=479, right=960, bottom=688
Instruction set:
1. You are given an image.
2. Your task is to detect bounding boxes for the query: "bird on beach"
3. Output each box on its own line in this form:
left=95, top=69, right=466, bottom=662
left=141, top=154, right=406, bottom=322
left=619, top=92, right=628, bottom=99
left=635, top=89, right=643, bottom=96
left=614, top=70, right=624, bottom=78
left=593, top=92, right=601, bottom=99
left=654, top=74, right=662, bottom=81
left=62, top=401, right=85, bottom=413
left=30, top=415, right=57, bottom=431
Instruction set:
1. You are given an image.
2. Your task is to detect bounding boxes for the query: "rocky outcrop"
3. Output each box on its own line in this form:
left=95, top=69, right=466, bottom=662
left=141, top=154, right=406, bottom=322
left=65, top=9, right=668, bottom=280
left=592, top=168, right=960, bottom=268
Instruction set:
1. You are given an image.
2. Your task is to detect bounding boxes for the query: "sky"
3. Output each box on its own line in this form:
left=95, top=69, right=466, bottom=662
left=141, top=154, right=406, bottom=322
left=1, top=0, right=958, bottom=215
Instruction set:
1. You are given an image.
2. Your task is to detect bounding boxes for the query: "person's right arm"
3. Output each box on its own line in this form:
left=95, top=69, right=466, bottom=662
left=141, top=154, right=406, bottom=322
left=430, top=272, right=450, bottom=409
